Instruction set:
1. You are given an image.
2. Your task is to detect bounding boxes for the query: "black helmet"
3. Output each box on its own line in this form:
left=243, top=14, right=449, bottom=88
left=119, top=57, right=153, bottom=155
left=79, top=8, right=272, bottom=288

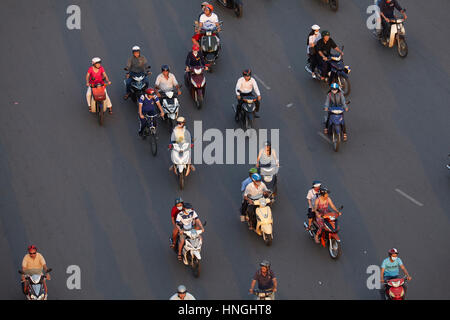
left=184, top=203, right=193, bottom=209
left=161, top=64, right=170, bottom=72
left=260, top=260, right=270, bottom=268
left=319, top=187, right=330, bottom=195
left=321, top=30, right=330, bottom=37
left=243, top=69, right=252, bottom=77
left=174, top=197, right=184, bottom=205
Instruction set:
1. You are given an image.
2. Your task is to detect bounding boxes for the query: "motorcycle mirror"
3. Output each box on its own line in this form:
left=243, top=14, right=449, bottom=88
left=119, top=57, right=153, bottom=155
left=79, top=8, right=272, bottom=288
left=346, top=100, right=351, bottom=105
left=18, top=270, right=24, bottom=274
left=339, top=205, right=344, bottom=210
left=341, top=45, right=344, bottom=51
left=46, top=268, right=53, bottom=273
left=203, top=221, right=207, bottom=227
left=124, top=67, right=128, bottom=71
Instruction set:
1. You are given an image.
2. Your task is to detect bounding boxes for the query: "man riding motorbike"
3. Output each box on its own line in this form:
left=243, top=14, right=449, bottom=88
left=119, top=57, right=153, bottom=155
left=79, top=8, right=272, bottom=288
left=235, top=69, right=262, bottom=120
left=124, top=46, right=151, bottom=100
left=192, top=4, right=221, bottom=47
left=249, top=260, right=278, bottom=299
left=243, top=173, right=269, bottom=230
left=380, top=248, right=412, bottom=299
left=175, top=203, right=205, bottom=262
left=312, top=187, right=341, bottom=243
left=155, top=64, right=181, bottom=98
left=171, top=198, right=184, bottom=249
left=85, top=57, right=113, bottom=114
left=305, top=24, right=322, bottom=79
left=240, top=167, right=259, bottom=221
left=316, top=31, right=344, bottom=81
left=323, top=83, right=348, bottom=140
left=169, top=116, right=195, bottom=175
left=170, top=285, right=196, bottom=300
left=21, top=245, right=51, bottom=295
left=306, top=180, right=322, bottom=231
left=137, top=88, right=164, bottom=137
left=377, top=0, right=407, bottom=39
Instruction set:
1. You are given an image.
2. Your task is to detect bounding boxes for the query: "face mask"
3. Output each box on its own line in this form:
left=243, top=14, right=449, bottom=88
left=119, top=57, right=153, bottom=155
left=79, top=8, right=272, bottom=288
left=176, top=206, right=183, bottom=211
left=391, top=256, right=397, bottom=261
left=314, top=30, right=319, bottom=35
left=193, top=52, right=198, bottom=57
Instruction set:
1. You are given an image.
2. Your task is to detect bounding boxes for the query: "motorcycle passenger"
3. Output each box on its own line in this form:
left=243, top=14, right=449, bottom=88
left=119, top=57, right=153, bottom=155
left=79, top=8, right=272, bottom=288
left=124, top=46, right=151, bottom=100
left=155, top=64, right=181, bottom=98
left=235, top=69, right=262, bottom=120
left=249, top=260, right=278, bottom=299
left=256, top=141, right=279, bottom=169
left=377, top=0, right=407, bottom=39
left=185, top=45, right=208, bottom=84
left=171, top=198, right=184, bottom=249
left=175, top=203, right=205, bottom=262
left=380, top=248, right=412, bottom=299
left=192, top=4, right=221, bottom=47
left=243, top=173, right=269, bottom=230
left=21, top=245, right=51, bottom=295
left=316, top=31, right=344, bottom=81
left=323, top=83, right=348, bottom=141
left=305, top=24, right=322, bottom=79
left=240, top=167, right=259, bottom=221
left=138, top=88, right=164, bottom=137
left=169, top=117, right=195, bottom=175
left=170, top=285, right=196, bottom=300
left=85, top=57, right=113, bottom=114
left=312, top=187, right=341, bottom=244
left=306, top=180, right=322, bottom=231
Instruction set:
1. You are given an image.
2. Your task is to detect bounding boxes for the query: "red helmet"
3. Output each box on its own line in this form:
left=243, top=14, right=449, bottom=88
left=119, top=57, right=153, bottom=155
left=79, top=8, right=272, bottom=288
left=192, top=44, right=200, bottom=51
left=145, top=88, right=155, bottom=95
left=205, top=4, right=214, bottom=12
left=27, top=245, right=37, bottom=253
left=388, top=248, right=399, bottom=256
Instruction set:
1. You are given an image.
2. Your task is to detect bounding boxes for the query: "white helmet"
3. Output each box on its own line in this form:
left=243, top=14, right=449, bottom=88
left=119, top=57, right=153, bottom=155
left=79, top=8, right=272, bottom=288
left=91, top=57, right=101, bottom=65
left=132, top=45, right=141, bottom=52
left=311, top=24, right=320, bottom=31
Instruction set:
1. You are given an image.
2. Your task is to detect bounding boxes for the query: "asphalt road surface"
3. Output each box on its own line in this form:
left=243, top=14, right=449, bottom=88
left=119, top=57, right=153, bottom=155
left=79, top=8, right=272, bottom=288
left=1, top=0, right=449, bottom=299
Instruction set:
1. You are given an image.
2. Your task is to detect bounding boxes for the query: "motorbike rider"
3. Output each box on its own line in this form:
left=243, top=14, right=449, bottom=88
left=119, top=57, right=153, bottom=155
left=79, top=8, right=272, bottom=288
left=155, top=64, right=182, bottom=98
left=185, top=44, right=208, bottom=84
left=192, top=4, right=221, bottom=47
left=21, top=245, right=51, bottom=295
left=312, top=187, right=342, bottom=244
left=323, top=83, right=348, bottom=141
left=85, top=57, right=113, bottom=114
left=380, top=248, right=412, bottom=299
left=316, top=31, right=344, bottom=81
left=170, top=285, right=196, bottom=300
left=305, top=24, right=322, bottom=79
left=198, top=2, right=210, bottom=20
left=169, top=116, right=195, bottom=176
left=256, top=141, right=279, bottom=169
left=249, top=260, right=278, bottom=299
left=243, top=173, right=269, bottom=230
left=240, top=167, right=259, bottom=221
left=235, top=69, right=262, bottom=120
left=306, top=180, right=322, bottom=231
left=124, top=46, right=151, bottom=100
left=175, top=203, right=205, bottom=262
left=377, top=0, right=407, bottom=39
left=170, top=198, right=184, bottom=249
left=138, top=88, right=165, bottom=137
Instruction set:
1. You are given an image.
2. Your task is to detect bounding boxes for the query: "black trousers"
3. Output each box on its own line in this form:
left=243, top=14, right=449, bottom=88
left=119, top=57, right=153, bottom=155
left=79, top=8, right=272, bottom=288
left=308, top=53, right=319, bottom=74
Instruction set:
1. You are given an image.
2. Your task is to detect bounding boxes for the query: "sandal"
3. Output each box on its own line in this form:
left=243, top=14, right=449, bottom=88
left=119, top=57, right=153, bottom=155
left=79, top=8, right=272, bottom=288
left=177, top=254, right=182, bottom=261
left=170, top=243, right=175, bottom=249
left=343, top=134, right=347, bottom=141
left=108, top=108, right=113, bottom=114
left=314, top=235, right=320, bottom=243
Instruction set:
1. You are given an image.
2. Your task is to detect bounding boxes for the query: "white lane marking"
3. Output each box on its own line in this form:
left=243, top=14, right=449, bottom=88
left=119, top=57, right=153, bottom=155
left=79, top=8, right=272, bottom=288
left=317, top=132, right=331, bottom=144
left=286, top=103, right=294, bottom=108
left=395, top=189, right=424, bottom=207
left=253, top=74, right=271, bottom=90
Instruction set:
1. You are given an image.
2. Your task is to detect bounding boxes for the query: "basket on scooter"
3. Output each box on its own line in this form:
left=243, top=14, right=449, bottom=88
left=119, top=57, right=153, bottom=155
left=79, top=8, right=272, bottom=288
left=92, top=85, right=106, bottom=101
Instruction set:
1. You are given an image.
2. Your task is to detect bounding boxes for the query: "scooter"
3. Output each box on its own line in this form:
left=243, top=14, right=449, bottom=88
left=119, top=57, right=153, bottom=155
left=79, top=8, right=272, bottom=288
left=324, top=101, right=350, bottom=152
left=303, top=206, right=343, bottom=259
left=141, top=114, right=159, bottom=156
left=375, top=16, right=408, bottom=58
left=383, top=276, right=408, bottom=300
left=19, top=268, right=52, bottom=300
left=247, top=195, right=274, bottom=246
left=252, top=289, right=275, bottom=300
left=305, top=46, right=351, bottom=96
left=199, top=21, right=222, bottom=71
left=186, top=66, right=206, bottom=109
left=326, top=0, right=339, bottom=11
left=170, top=141, right=192, bottom=190
left=123, top=67, right=151, bottom=103
left=236, top=90, right=257, bottom=130
left=159, top=89, right=180, bottom=131
left=89, top=83, right=109, bottom=126
left=216, top=0, right=243, bottom=18
left=259, top=165, right=279, bottom=201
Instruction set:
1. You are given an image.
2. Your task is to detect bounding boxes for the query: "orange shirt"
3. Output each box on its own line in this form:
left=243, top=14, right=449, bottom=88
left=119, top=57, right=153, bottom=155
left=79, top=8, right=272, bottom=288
left=22, top=253, right=46, bottom=272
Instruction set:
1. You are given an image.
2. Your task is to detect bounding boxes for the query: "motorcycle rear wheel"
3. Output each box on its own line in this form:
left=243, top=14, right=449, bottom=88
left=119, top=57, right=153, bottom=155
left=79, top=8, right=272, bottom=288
left=329, top=0, right=338, bottom=11
left=192, top=258, right=200, bottom=278
left=338, top=76, right=351, bottom=96
left=263, top=232, right=272, bottom=246
left=97, top=102, right=104, bottom=126
left=234, top=1, right=243, bottom=17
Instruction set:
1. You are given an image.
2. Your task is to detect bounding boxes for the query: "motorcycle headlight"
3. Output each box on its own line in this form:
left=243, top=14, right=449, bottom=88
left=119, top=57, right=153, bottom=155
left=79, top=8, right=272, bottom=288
left=264, top=176, right=272, bottom=182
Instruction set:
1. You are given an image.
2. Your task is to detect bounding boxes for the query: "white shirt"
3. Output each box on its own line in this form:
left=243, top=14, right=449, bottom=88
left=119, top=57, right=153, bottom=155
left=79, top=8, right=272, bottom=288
left=155, top=73, right=178, bottom=92
left=306, top=189, right=319, bottom=208
left=170, top=293, right=196, bottom=300
left=199, top=13, right=219, bottom=24
left=244, top=182, right=268, bottom=200
left=235, top=77, right=261, bottom=96
left=307, top=32, right=321, bottom=54
left=176, top=210, right=199, bottom=231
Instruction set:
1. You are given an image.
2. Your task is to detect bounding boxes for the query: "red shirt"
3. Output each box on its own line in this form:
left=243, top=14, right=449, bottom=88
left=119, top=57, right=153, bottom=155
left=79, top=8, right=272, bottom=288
left=171, top=206, right=182, bottom=220
left=87, top=66, right=105, bottom=85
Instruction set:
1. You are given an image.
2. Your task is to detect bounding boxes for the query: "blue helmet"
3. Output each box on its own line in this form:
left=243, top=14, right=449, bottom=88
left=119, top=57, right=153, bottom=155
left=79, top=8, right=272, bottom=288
left=330, top=83, right=340, bottom=90
left=251, top=173, right=261, bottom=181
left=312, top=180, right=322, bottom=187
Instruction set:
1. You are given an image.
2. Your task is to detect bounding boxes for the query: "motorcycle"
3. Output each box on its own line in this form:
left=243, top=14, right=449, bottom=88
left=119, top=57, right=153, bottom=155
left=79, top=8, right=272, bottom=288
left=199, top=21, right=222, bottom=71
left=186, top=66, right=206, bottom=109
left=383, top=276, right=408, bottom=300
left=18, top=268, right=52, bottom=300
left=259, top=165, right=279, bottom=201
left=141, top=114, right=160, bottom=156
left=123, top=67, right=151, bottom=103
left=89, top=83, right=109, bottom=126
left=252, top=288, right=275, bottom=300
left=305, top=46, right=351, bottom=96
left=324, top=101, right=350, bottom=152
left=170, top=141, right=192, bottom=190
left=375, top=16, right=408, bottom=58
left=303, top=206, right=343, bottom=259
left=236, top=90, right=257, bottom=130
left=447, top=154, right=450, bottom=170
left=247, top=194, right=274, bottom=246
left=325, top=0, right=339, bottom=12
left=159, top=89, right=181, bottom=131
left=170, top=223, right=206, bottom=278
left=216, top=0, right=243, bottom=18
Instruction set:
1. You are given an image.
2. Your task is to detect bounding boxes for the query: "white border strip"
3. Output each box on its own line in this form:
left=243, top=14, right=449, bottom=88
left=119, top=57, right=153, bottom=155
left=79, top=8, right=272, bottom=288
left=253, top=74, right=271, bottom=90
left=395, top=189, right=424, bottom=207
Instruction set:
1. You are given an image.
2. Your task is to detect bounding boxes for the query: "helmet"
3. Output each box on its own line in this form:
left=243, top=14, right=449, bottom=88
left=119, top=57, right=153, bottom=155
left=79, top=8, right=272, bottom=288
left=27, top=245, right=37, bottom=253
left=330, top=83, right=340, bottom=90
left=201, top=1, right=210, bottom=7
left=243, top=69, right=252, bottom=77
left=192, top=44, right=200, bottom=51
left=161, top=64, right=170, bottom=72
left=183, top=203, right=193, bottom=209
left=145, top=88, right=155, bottom=95
left=177, top=285, right=187, bottom=294
left=319, top=187, right=330, bottom=195
left=175, top=197, right=184, bottom=205
left=91, top=57, right=101, bottom=65
left=312, top=180, right=322, bottom=187
left=176, top=116, right=186, bottom=124
left=251, top=173, right=261, bottom=182
left=388, top=248, right=399, bottom=256
left=260, top=260, right=271, bottom=268
left=132, top=45, right=141, bottom=52
left=311, top=24, right=320, bottom=31
left=205, top=4, right=213, bottom=12
left=321, top=30, right=330, bottom=37
left=264, top=141, right=271, bottom=147
left=249, top=167, right=258, bottom=174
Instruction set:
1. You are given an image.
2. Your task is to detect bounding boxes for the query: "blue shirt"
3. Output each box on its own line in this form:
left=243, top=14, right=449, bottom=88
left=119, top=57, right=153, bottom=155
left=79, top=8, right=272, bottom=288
left=139, top=94, right=159, bottom=115
left=241, top=177, right=252, bottom=192
left=381, top=257, right=403, bottom=277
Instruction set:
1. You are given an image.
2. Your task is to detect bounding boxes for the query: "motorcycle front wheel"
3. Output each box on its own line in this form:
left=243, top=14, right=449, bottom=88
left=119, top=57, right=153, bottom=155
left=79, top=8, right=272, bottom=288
left=332, top=126, right=341, bottom=152
left=397, top=36, right=408, bottom=58
left=328, top=238, right=342, bottom=259
left=150, top=131, right=157, bottom=156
